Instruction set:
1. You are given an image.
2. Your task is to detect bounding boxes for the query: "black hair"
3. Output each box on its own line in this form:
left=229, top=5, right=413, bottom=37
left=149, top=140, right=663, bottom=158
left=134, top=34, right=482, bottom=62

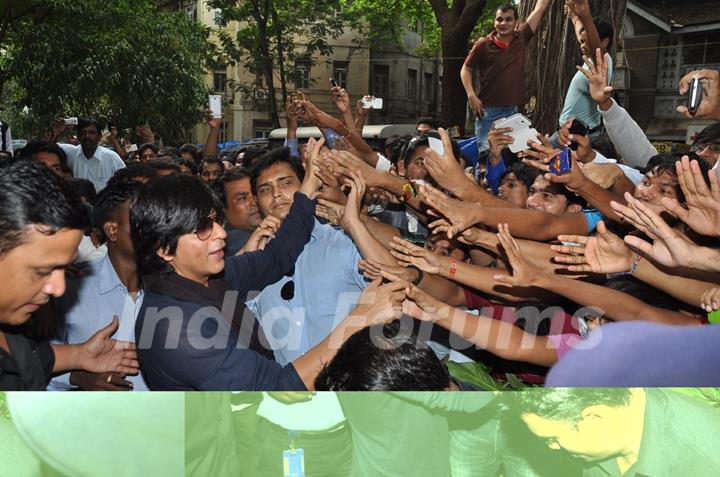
left=59, top=163, right=73, bottom=177
left=175, top=157, right=197, bottom=174
left=387, top=135, right=412, bottom=166
left=314, top=320, right=450, bottom=391
left=18, top=140, right=68, bottom=169
left=400, top=131, right=462, bottom=169
left=594, top=18, right=614, bottom=51
left=250, top=147, right=304, bottom=195
left=694, top=123, right=720, bottom=146
left=500, top=162, right=541, bottom=189
left=199, top=157, right=225, bottom=176
left=130, top=174, right=224, bottom=276
left=644, top=152, right=710, bottom=202
left=178, top=143, right=200, bottom=164
left=94, top=180, right=142, bottom=243
left=221, top=166, right=252, bottom=184
left=496, top=4, right=518, bottom=20
left=590, top=135, right=619, bottom=161
left=0, top=160, right=87, bottom=256
left=158, top=146, right=179, bottom=157
left=240, top=147, right=269, bottom=169
left=138, top=143, right=159, bottom=156
left=416, top=116, right=440, bottom=130
left=77, top=117, right=100, bottom=134
left=148, top=157, right=181, bottom=174
left=106, top=163, right=159, bottom=190
left=69, top=178, right=97, bottom=205
left=509, top=388, right=632, bottom=425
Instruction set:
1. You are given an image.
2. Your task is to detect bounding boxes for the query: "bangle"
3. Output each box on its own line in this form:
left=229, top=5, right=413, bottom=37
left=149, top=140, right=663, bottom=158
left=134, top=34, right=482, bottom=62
left=399, top=180, right=417, bottom=203
left=448, top=259, right=458, bottom=279
left=408, top=265, right=424, bottom=286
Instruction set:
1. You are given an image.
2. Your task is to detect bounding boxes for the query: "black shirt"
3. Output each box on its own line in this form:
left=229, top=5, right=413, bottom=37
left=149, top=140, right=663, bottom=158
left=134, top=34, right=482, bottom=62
left=0, top=330, right=55, bottom=390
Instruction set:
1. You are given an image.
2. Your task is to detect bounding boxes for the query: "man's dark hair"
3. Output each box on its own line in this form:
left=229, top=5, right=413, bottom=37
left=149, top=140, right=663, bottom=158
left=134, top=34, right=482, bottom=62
left=594, top=18, right=614, bottom=52
left=199, top=157, right=226, bottom=176
left=138, top=143, right=159, bottom=156
left=178, top=143, right=200, bottom=164
left=69, top=178, right=97, bottom=205
left=694, top=123, right=720, bottom=147
left=130, top=174, right=224, bottom=276
left=240, top=146, right=269, bottom=168
left=314, top=320, right=450, bottom=391
left=510, top=388, right=632, bottom=425
left=77, top=117, right=100, bottom=134
left=18, top=140, right=68, bottom=168
left=387, top=135, right=412, bottom=166
left=497, top=4, right=518, bottom=20
left=250, top=147, right=304, bottom=195
left=106, top=163, right=158, bottom=190
left=0, top=160, right=87, bottom=256
left=148, top=157, right=181, bottom=174
left=645, top=152, right=710, bottom=203
left=416, top=116, right=440, bottom=130
left=159, top=146, right=179, bottom=157
left=590, top=135, right=619, bottom=161
left=175, top=157, right=197, bottom=175
left=94, top=180, right=142, bottom=243
left=400, top=131, right=462, bottom=169
left=500, top=162, right=541, bottom=189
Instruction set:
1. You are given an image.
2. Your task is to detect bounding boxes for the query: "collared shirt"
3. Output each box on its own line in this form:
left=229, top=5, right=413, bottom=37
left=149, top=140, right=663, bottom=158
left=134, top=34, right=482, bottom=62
left=584, top=389, right=720, bottom=477
left=247, top=219, right=367, bottom=365
left=48, top=254, right=146, bottom=390
left=59, top=143, right=125, bottom=191
left=0, top=333, right=54, bottom=391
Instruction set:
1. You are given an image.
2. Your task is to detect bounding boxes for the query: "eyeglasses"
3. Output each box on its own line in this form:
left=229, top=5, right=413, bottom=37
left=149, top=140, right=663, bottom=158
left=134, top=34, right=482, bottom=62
left=280, top=267, right=295, bottom=300
left=194, top=215, right=224, bottom=241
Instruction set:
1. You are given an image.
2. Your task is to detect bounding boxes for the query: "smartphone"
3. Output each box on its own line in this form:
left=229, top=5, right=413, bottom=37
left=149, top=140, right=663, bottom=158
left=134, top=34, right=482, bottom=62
left=549, top=148, right=572, bottom=175
left=428, top=136, right=445, bottom=156
left=330, top=78, right=339, bottom=88
left=289, top=92, right=302, bottom=103
left=493, top=113, right=538, bottom=153
left=128, top=144, right=138, bottom=152
left=362, top=97, right=383, bottom=109
left=64, top=117, right=78, bottom=126
left=568, top=118, right=589, bottom=151
left=209, top=94, right=223, bottom=119
left=688, top=77, right=703, bottom=115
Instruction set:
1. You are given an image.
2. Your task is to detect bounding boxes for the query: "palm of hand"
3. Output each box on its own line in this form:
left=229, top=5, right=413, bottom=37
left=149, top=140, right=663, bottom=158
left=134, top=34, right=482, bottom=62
left=685, top=199, right=720, bottom=236
left=584, top=235, right=630, bottom=273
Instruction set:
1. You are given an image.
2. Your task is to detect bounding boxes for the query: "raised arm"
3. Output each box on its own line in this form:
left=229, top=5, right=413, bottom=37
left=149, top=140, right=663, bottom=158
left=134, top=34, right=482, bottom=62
left=526, top=0, right=553, bottom=33
left=203, top=110, right=223, bottom=160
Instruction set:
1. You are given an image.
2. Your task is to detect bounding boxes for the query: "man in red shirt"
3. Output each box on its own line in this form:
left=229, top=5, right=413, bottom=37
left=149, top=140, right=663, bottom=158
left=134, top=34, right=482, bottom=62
left=461, top=1, right=553, bottom=152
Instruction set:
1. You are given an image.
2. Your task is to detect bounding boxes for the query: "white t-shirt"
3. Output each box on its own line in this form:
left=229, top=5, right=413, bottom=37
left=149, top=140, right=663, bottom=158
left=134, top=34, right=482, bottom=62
left=59, top=143, right=125, bottom=191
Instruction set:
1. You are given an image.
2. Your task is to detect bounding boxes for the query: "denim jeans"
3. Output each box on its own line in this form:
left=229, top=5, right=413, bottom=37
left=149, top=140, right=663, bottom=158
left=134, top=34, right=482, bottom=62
left=475, top=105, right=520, bottom=153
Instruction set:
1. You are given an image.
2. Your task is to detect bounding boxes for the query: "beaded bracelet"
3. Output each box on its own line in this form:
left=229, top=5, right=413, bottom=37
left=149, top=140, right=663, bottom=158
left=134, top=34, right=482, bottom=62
left=399, top=180, right=417, bottom=203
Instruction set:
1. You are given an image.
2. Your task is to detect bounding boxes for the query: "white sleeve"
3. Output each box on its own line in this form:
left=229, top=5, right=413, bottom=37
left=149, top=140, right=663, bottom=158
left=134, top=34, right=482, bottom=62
left=599, top=99, right=657, bottom=169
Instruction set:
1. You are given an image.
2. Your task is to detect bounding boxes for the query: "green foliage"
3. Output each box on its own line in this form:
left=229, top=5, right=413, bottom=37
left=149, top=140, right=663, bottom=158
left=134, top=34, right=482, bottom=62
left=0, top=393, right=8, bottom=420
left=210, top=0, right=347, bottom=125
left=2, top=0, right=214, bottom=143
left=447, top=361, right=528, bottom=391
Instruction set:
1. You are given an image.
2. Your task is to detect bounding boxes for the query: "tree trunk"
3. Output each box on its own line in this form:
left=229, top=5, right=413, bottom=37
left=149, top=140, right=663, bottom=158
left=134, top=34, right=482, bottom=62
left=440, top=35, right=471, bottom=131
left=253, top=0, right=281, bottom=128
left=271, top=5, right=288, bottom=122
left=518, top=0, right=627, bottom=134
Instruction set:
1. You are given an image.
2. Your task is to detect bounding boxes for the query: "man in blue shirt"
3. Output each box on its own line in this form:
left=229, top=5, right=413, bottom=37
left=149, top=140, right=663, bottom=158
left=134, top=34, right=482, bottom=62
left=247, top=147, right=398, bottom=365
left=49, top=180, right=146, bottom=391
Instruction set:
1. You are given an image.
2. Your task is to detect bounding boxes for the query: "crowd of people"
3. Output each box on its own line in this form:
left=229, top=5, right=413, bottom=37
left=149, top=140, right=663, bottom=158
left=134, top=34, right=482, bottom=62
left=0, top=0, right=719, bottom=395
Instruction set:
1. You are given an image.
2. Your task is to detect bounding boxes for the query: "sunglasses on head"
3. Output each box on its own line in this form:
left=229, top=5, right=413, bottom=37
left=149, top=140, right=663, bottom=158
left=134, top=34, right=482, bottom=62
left=194, top=214, right=224, bottom=241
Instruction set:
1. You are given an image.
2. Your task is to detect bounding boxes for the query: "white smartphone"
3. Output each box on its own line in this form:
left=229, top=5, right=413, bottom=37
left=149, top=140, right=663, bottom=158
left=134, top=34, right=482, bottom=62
left=362, top=97, right=383, bottom=109
left=493, top=113, right=538, bottom=153
left=64, top=117, right=78, bottom=126
left=129, top=144, right=138, bottom=152
left=209, top=94, right=223, bottom=118
left=428, top=136, right=445, bottom=156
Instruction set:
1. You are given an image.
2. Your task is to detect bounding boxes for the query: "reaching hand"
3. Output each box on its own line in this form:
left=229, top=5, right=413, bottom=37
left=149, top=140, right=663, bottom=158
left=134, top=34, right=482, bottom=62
left=422, top=128, right=471, bottom=196
left=77, top=317, right=139, bottom=375
left=351, top=277, right=407, bottom=325
left=388, top=236, right=445, bottom=275
left=678, top=69, right=720, bottom=120
left=493, top=224, right=546, bottom=287
left=316, top=198, right=345, bottom=226
left=356, top=97, right=372, bottom=118
left=518, top=133, right=559, bottom=172
left=551, top=220, right=634, bottom=273
left=358, top=258, right=419, bottom=283
left=612, top=192, right=704, bottom=269
left=340, top=169, right=367, bottom=230
left=238, top=216, right=281, bottom=254
left=576, top=49, right=614, bottom=108
left=701, top=287, right=720, bottom=312
left=419, top=183, right=481, bottom=238
left=661, top=156, right=720, bottom=236
left=298, top=137, right=325, bottom=199
left=565, top=0, right=591, bottom=19
left=206, top=108, right=224, bottom=129
left=331, top=150, right=381, bottom=187
left=487, top=126, right=514, bottom=164
left=331, top=86, right=351, bottom=114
